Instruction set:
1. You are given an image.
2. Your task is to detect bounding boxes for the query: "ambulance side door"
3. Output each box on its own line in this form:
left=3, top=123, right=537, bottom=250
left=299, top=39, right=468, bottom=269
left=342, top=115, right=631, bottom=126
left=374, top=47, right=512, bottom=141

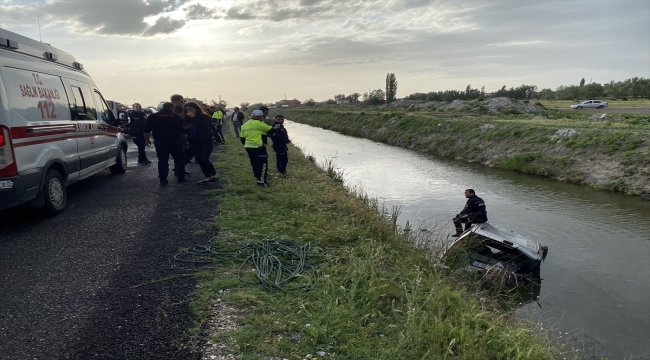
left=60, top=78, right=107, bottom=177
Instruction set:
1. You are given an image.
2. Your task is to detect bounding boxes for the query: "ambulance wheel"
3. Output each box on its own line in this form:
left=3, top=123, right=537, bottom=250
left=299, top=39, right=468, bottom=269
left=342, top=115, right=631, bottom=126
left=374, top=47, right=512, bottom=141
left=110, top=146, right=127, bottom=174
left=43, top=169, right=66, bottom=215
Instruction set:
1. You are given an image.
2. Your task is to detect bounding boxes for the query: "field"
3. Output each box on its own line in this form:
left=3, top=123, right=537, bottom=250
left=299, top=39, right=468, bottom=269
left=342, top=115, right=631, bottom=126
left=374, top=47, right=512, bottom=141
left=274, top=107, right=650, bottom=197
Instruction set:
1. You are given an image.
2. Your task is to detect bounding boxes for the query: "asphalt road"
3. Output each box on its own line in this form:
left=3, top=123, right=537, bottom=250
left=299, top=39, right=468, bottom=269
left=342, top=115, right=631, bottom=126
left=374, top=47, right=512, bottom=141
left=0, top=141, right=220, bottom=359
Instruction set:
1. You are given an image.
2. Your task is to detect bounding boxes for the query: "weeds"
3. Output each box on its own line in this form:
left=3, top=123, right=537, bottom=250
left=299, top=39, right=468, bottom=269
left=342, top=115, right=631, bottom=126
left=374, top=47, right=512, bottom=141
left=191, top=141, right=558, bottom=359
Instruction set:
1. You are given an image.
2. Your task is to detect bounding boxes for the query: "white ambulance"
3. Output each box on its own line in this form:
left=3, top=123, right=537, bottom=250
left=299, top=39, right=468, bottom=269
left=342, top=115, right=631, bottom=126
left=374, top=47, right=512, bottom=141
left=0, top=28, right=128, bottom=214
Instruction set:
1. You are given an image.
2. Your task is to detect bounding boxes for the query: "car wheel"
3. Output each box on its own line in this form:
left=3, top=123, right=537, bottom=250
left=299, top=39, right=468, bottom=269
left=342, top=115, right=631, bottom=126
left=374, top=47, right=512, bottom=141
left=597, top=105, right=604, bottom=109
left=576, top=106, right=582, bottom=109
left=43, top=169, right=66, bottom=215
left=110, top=146, right=127, bottom=174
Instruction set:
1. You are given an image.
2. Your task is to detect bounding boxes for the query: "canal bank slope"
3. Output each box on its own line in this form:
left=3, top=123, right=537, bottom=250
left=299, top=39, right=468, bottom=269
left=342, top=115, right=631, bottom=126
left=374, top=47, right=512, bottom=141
left=276, top=107, right=650, bottom=197
left=193, top=142, right=558, bottom=359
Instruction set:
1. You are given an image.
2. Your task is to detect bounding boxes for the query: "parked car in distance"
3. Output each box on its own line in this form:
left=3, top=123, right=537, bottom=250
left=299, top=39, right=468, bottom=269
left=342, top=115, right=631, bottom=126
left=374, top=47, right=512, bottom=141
left=570, top=100, right=608, bottom=109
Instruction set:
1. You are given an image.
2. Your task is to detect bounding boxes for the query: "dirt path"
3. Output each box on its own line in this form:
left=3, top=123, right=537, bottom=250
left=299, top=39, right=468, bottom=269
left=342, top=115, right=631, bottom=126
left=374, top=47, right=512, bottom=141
left=0, top=142, right=220, bottom=359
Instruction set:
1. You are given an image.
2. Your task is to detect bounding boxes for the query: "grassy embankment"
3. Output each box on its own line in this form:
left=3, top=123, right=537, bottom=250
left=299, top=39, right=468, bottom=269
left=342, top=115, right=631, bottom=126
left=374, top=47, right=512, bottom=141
left=275, top=108, right=650, bottom=196
left=186, top=141, right=558, bottom=359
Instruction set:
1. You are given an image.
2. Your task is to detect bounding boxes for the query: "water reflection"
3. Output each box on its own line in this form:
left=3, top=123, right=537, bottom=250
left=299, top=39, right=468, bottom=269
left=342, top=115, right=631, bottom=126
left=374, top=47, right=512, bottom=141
left=288, top=121, right=650, bottom=359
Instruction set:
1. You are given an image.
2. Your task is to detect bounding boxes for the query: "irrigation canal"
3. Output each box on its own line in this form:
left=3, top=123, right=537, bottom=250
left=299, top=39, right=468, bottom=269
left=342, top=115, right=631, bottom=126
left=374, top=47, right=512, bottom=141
left=287, top=121, right=650, bottom=359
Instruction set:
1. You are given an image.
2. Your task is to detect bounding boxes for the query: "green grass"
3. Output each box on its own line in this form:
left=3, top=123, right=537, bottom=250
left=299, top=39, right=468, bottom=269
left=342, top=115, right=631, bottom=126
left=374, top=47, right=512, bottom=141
left=187, top=142, right=559, bottom=359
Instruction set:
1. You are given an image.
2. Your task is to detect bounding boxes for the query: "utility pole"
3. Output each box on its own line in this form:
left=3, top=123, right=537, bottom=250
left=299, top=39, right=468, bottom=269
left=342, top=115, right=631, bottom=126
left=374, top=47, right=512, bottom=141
left=37, top=17, right=42, bottom=42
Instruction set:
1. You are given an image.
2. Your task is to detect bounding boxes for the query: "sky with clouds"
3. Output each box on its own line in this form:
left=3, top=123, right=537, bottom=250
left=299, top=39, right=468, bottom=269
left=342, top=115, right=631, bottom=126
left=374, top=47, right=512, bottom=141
left=1, top=0, right=648, bottom=107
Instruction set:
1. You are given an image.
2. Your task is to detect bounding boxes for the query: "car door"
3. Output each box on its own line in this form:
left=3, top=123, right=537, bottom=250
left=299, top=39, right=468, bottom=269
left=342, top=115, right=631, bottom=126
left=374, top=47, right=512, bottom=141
left=90, top=89, right=119, bottom=162
left=61, top=78, right=107, bottom=177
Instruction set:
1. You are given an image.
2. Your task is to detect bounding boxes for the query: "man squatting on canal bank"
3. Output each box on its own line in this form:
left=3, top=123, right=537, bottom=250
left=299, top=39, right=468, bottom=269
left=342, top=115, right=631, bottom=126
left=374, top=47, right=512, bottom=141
left=452, top=189, right=488, bottom=237
left=240, top=109, right=272, bottom=186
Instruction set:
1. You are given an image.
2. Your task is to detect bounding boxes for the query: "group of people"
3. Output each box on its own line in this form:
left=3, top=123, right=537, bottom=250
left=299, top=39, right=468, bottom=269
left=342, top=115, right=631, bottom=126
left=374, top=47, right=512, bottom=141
left=129, top=96, right=485, bottom=236
left=240, top=106, right=290, bottom=187
left=126, top=96, right=290, bottom=188
left=127, top=95, right=219, bottom=185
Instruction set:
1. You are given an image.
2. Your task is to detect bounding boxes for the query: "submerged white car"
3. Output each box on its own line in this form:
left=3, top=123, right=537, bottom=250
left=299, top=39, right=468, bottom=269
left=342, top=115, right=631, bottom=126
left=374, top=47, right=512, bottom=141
left=442, top=222, right=548, bottom=278
left=570, top=100, right=608, bottom=109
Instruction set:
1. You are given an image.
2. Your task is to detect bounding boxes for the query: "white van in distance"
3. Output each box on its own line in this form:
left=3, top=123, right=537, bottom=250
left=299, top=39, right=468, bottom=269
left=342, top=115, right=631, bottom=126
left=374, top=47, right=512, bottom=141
left=0, top=28, right=128, bottom=214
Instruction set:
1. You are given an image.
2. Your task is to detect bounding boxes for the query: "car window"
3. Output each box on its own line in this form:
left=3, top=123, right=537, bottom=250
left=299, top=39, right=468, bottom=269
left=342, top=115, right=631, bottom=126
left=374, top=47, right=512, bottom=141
left=593, top=101, right=600, bottom=103
left=70, top=86, right=89, bottom=119
left=91, top=90, right=111, bottom=124
left=1, top=67, right=72, bottom=122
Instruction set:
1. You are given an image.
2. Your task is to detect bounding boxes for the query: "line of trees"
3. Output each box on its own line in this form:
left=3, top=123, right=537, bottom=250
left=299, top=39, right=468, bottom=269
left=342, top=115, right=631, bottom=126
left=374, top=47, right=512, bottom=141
left=546, top=77, right=650, bottom=101
left=404, top=77, right=650, bottom=102
left=406, top=84, right=486, bottom=102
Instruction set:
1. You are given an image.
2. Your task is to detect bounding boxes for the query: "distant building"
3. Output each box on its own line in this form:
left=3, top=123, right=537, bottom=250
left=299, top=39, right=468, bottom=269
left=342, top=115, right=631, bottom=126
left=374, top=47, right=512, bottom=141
left=277, top=99, right=302, bottom=107
left=336, top=95, right=358, bottom=105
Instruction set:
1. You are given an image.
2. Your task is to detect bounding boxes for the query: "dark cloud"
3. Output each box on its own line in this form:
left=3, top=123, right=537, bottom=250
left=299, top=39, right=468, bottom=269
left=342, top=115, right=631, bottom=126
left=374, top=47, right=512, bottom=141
left=142, top=16, right=186, bottom=36
left=0, top=0, right=191, bottom=36
left=184, top=3, right=223, bottom=20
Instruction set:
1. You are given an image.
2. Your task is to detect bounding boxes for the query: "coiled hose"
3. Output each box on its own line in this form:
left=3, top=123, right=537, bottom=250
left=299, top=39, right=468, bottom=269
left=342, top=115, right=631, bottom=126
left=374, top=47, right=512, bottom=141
left=175, top=239, right=329, bottom=292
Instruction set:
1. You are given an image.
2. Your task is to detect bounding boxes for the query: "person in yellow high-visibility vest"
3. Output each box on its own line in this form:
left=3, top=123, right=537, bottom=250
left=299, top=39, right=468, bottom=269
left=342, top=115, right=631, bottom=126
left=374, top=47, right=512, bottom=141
left=240, top=109, right=272, bottom=186
left=211, top=106, right=225, bottom=144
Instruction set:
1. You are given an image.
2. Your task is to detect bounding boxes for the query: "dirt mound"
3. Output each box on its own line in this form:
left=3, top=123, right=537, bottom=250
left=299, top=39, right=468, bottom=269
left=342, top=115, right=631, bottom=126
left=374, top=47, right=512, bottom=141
left=380, top=97, right=544, bottom=114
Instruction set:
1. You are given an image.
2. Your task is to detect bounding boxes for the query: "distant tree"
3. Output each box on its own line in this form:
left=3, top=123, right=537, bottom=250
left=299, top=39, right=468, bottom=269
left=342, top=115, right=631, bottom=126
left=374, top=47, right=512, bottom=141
left=325, top=99, right=336, bottom=104
left=349, top=92, right=361, bottom=102
left=240, top=102, right=250, bottom=111
left=304, top=98, right=316, bottom=106
left=386, top=73, right=398, bottom=103
left=540, top=88, right=554, bottom=101
left=334, top=94, right=346, bottom=101
left=579, top=78, right=586, bottom=87
left=363, top=89, right=385, bottom=105
left=248, top=103, right=264, bottom=112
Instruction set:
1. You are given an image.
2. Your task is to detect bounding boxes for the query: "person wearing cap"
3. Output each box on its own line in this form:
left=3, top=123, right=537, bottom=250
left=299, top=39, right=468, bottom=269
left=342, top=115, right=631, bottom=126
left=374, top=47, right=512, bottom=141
left=269, top=114, right=290, bottom=177
left=143, top=102, right=187, bottom=185
left=240, top=109, right=272, bottom=186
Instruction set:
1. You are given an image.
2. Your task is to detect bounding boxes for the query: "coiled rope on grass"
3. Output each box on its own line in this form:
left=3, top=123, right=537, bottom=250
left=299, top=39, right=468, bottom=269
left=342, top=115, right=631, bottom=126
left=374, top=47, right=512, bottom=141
left=175, top=239, right=329, bottom=292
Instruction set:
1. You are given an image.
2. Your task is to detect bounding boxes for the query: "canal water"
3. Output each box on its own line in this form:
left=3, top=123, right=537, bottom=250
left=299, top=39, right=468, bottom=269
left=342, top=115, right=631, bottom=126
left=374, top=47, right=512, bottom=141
left=287, top=121, right=650, bottom=359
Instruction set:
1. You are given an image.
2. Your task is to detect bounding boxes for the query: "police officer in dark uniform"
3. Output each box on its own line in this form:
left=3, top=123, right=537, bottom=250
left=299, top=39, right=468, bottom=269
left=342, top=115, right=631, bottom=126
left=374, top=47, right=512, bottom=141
left=143, top=102, right=188, bottom=185
left=269, top=114, right=291, bottom=177
left=128, top=103, right=150, bottom=164
left=452, top=189, right=488, bottom=237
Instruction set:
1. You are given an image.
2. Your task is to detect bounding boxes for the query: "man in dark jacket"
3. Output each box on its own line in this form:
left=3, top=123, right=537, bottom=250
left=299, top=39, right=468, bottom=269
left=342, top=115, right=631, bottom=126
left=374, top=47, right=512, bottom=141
left=144, top=102, right=188, bottom=185
left=231, top=106, right=245, bottom=137
left=128, top=103, right=150, bottom=164
left=452, top=189, right=488, bottom=237
left=171, top=94, right=184, bottom=116
left=269, top=114, right=291, bottom=177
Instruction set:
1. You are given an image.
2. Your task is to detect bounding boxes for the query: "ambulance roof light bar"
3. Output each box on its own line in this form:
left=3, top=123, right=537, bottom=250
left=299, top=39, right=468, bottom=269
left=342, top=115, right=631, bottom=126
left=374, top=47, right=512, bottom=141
left=44, top=51, right=58, bottom=61
left=0, top=37, right=19, bottom=50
